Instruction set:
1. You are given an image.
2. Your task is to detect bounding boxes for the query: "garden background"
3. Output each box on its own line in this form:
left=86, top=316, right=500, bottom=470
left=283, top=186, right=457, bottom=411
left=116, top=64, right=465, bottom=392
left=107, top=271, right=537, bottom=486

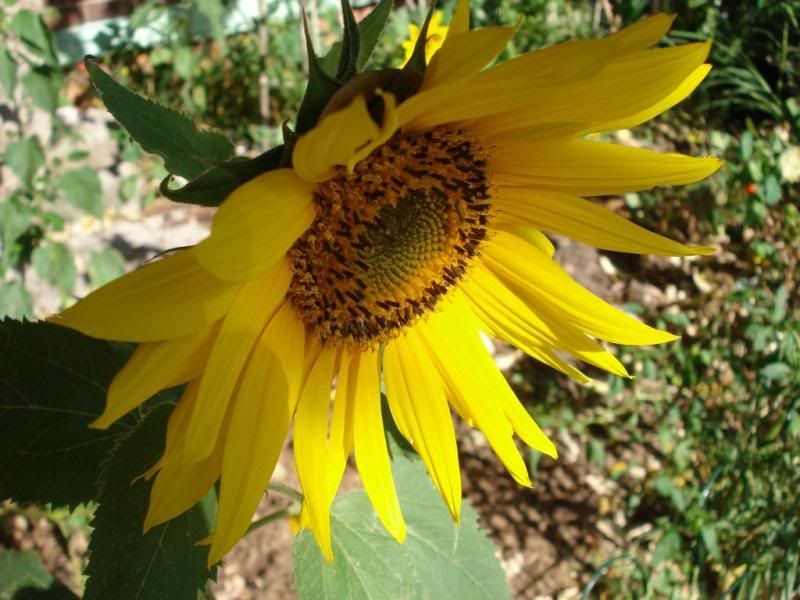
left=0, top=0, right=798, bottom=597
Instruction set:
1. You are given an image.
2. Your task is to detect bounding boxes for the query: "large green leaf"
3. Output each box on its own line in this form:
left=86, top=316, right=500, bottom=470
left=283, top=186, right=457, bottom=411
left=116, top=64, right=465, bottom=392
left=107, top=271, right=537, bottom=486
left=85, top=58, right=234, bottom=179
left=83, top=404, right=216, bottom=600
left=0, top=320, right=133, bottom=510
left=4, top=136, right=45, bottom=187
left=31, top=241, right=77, bottom=293
left=56, top=166, right=104, bottom=218
left=293, top=447, right=511, bottom=600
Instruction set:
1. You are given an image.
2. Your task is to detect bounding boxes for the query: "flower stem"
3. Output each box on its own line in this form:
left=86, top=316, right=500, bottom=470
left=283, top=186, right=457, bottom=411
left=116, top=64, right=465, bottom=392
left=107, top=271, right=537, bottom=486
left=267, top=482, right=304, bottom=502
left=246, top=509, right=290, bottom=535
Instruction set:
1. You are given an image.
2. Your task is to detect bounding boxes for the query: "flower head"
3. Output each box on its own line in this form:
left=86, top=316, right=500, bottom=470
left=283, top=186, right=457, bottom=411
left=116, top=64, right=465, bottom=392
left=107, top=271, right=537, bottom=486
left=54, top=1, right=720, bottom=566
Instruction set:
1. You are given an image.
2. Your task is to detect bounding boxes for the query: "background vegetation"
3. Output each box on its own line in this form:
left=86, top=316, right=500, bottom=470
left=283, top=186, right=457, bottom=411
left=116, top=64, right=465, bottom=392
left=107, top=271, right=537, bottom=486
left=1, top=0, right=798, bottom=598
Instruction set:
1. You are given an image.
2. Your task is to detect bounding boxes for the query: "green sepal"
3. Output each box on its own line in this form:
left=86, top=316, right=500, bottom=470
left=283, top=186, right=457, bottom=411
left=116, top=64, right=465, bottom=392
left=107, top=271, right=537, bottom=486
left=160, top=146, right=283, bottom=206
left=335, top=0, right=360, bottom=80
left=404, top=1, right=438, bottom=74
left=280, top=121, right=297, bottom=167
left=85, top=56, right=234, bottom=180
left=294, top=9, right=344, bottom=135
left=321, top=0, right=394, bottom=76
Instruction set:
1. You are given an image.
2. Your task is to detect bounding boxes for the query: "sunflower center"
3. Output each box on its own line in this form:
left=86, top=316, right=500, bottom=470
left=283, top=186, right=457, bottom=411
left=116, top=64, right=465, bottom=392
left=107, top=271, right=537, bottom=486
left=287, top=127, right=492, bottom=348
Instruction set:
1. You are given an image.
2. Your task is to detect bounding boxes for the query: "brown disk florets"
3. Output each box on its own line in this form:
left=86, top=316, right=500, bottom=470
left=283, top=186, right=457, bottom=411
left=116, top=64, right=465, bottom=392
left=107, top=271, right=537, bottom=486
left=287, top=127, right=492, bottom=349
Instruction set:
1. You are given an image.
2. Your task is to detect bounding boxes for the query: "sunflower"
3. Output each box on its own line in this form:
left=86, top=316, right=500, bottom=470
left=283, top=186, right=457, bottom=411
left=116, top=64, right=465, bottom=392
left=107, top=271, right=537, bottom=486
left=54, top=1, right=720, bottom=566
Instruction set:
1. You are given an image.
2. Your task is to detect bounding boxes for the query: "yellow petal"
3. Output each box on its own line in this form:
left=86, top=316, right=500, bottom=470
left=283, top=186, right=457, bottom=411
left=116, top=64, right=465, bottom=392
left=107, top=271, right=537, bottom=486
left=145, top=380, right=228, bottom=530
left=293, top=345, right=338, bottom=561
left=469, top=40, right=708, bottom=137
left=589, top=64, right=712, bottom=133
left=510, top=227, right=555, bottom=257
left=483, top=232, right=678, bottom=345
left=403, top=41, right=709, bottom=132
left=208, top=303, right=305, bottom=566
left=422, top=25, right=516, bottom=90
left=54, top=250, right=237, bottom=342
left=193, top=169, right=315, bottom=282
left=159, top=379, right=201, bottom=468
left=492, top=139, right=722, bottom=196
left=143, top=380, right=202, bottom=481
left=384, top=330, right=461, bottom=523
left=463, top=267, right=629, bottom=378
left=416, top=296, right=534, bottom=484
left=494, top=187, right=715, bottom=256
left=469, top=295, right=592, bottom=384
left=183, top=262, right=291, bottom=465
left=449, top=0, right=470, bottom=36
left=351, top=348, right=406, bottom=542
left=328, top=348, right=354, bottom=500
left=92, top=325, right=218, bottom=430
left=293, top=93, right=399, bottom=183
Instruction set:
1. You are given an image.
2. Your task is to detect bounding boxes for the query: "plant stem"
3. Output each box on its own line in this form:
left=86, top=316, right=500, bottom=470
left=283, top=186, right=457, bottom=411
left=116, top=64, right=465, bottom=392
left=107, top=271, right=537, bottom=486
left=246, top=508, right=290, bottom=535
left=267, top=482, right=304, bottom=503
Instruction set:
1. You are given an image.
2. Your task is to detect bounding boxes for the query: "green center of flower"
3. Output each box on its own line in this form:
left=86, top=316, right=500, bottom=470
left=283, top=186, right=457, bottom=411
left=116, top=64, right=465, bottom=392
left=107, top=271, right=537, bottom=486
left=287, top=127, right=492, bottom=348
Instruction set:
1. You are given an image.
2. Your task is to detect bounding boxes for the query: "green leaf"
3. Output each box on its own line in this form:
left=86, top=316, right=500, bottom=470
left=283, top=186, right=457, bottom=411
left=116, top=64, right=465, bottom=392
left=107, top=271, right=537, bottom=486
left=4, top=136, right=45, bottom=187
left=0, top=549, right=51, bottom=597
left=700, top=526, right=721, bottom=560
left=118, top=174, right=139, bottom=203
left=652, top=529, right=681, bottom=565
left=772, top=285, right=788, bottom=323
left=88, top=249, right=126, bottom=287
left=192, top=0, right=226, bottom=42
left=293, top=448, right=510, bottom=600
left=31, top=241, right=77, bottom=293
left=85, top=58, right=234, bottom=179
left=0, top=282, right=33, bottom=320
left=0, top=320, right=132, bottom=510
left=739, top=130, right=753, bottom=160
left=56, top=166, right=104, bottom=218
left=759, top=362, right=791, bottom=381
left=0, top=49, right=18, bottom=98
left=763, top=174, right=781, bottom=206
left=21, top=66, right=61, bottom=113
left=0, top=199, right=35, bottom=272
left=83, top=404, right=216, bottom=600
left=295, top=13, right=344, bottom=135
left=9, top=10, right=58, bottom=67
left=0, top=548, right=79, bottom=599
